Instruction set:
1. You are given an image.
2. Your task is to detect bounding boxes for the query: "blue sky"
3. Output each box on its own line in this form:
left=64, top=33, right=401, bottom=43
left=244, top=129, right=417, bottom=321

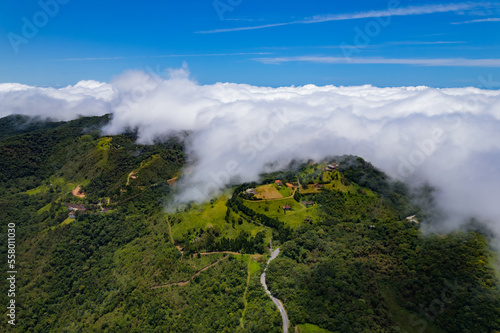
left=1, top=0, right=500, bottom=87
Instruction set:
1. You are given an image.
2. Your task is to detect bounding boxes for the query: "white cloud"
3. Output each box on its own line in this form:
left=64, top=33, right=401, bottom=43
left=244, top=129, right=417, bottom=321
left=197, top=2, right=489, bottom=34
left=1, top=67, right=500, bottom=236
left=452, top=17, right=500, bottom=24
left=307, top=3, right=479, bottom=23
left=384, top=41, right=466, bottom=45
left=253, top=56, right=500, bottom=67
left=51, top=53, right=272, bottom=62
left=0, top=80, right=114, bottom=120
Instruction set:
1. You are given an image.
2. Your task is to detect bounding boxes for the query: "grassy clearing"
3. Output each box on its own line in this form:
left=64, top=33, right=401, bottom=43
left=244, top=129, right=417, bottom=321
left=244, top=198, right=317, bottom=228
left=97, top=137, right=112, bottom=151
left=139, top=154, right=161, bottom=168
left=48, top=217, right=74, bottom=231
left=298, top=185, right=324, bottom=194
left=37, top=203, right=52, bottom=215
left=277, top=184, right=291, bottom=197
left=165, top=215, right=174, bottom=244
left=300, top=172, right=370, bottom=198
left=96, top=137, right=112, bottom=165
left=231, top=210, right=272, bottom=239
left=378, top=282, right=446, bottom=333
left=298, top=162, right=326, bottom=179
left=249, top=257, right=261, bottom=275
left=296, top=323, right=334, bottom=333
left=26, top=176, right=72, bottom=195
left=171, top=196, right=267, bottom=242
left=131, top=154, right=161, bottom=178
left=281, top=207, right=318, bottom=228
left=255, top=184, right=284, bottom=200
left=60, top=217, right=74, bottom=226
left=233, top=254, right=263, bottom=271
left=244, top=197, right=302, bottom=215
left=171, top=197, right=227, bottom=240
left=239, top=254, right=266, bottom=330
left=26, top=176, right=89, bottom=196
left=26, top=185, right=48, bottom=195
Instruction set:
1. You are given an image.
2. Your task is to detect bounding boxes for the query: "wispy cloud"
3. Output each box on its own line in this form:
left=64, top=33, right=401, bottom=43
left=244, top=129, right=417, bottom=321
left=270, top=41, right=467, bottom=51
left=197, top=2, right=488, bottom=34
left=254, top=56, right=500, bottom=67
left=322, top=40, right=466, bottom=49
left=452, top=17, right=500, bottom=24
left=197, top=22, right=291, bottom=34
left=51, top=52, right=272, bottom=61
left=53, top=56, right=129, bottom=61
left=384, top=41, right=466, bottom=46
left=418, top=33, right=447, bottom=37
left=224, top=18, right=263, bottom=22
left=306, top=3, right=480, bottom=23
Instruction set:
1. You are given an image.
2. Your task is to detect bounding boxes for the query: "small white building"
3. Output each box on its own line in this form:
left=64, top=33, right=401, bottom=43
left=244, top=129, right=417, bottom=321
left=326, top=164, right=338, bottom=171
left=246, top=188, right=257, bottom=195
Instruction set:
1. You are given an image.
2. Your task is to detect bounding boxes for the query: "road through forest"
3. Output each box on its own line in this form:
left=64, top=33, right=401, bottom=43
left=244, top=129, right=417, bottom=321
left=260, top=247, right=289, bottom=333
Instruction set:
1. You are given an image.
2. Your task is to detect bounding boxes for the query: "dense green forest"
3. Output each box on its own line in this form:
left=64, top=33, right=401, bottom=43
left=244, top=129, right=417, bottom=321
left=1, top=114, right=499, bottom=332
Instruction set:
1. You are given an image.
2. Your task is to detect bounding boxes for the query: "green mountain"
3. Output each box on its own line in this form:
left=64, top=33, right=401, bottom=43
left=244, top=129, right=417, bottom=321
left=1, top=115, right=499, bottom=333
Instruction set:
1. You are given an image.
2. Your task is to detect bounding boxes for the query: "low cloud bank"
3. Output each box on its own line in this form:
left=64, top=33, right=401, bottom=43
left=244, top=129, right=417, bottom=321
left=0, top=80, right=114, bottom=121
left=1, top=67, right=500, bottom=234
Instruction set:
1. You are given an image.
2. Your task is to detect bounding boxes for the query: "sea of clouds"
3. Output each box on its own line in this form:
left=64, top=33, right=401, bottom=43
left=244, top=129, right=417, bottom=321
left=1, top=66, right=499, bottom=234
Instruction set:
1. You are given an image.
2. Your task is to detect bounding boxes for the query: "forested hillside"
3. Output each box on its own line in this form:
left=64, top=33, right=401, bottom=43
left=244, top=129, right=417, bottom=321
left=0, top=115, right=499, bottom=332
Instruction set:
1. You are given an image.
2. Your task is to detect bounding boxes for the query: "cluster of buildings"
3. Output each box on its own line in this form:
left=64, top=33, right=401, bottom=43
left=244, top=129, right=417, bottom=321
left=275, top=180, right=296, bottom=189
left=65, top=203, right=109, bottom=219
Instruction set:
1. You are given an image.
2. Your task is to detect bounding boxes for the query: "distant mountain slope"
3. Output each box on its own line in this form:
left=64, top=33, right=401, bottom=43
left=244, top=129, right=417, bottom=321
left=0, top=114, right=65, bottom=141
left=0, top=114, right=111, bottom=193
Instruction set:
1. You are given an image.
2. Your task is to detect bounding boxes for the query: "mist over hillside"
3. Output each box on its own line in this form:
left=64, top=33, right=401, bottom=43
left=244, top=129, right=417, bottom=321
left=1, top=66, right=499, bottom=235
